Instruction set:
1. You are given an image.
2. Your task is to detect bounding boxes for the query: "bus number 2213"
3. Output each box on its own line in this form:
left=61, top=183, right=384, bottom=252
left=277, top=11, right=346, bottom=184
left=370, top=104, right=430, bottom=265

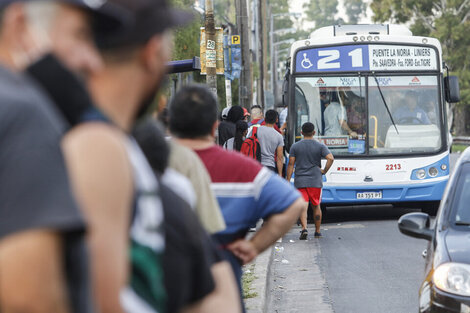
left=386, top=164, right=402, bottom=171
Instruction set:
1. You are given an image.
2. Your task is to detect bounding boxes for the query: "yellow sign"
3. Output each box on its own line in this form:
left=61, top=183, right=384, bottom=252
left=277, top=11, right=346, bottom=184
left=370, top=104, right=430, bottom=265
left=200, top=27, right=224, bottom=75
left=232, top=35, right=240, bottom=45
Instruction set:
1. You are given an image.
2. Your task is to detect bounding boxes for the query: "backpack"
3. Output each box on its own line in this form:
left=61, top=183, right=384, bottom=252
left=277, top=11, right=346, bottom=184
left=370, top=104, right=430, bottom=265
left=240, top=126, right=261, bottom=162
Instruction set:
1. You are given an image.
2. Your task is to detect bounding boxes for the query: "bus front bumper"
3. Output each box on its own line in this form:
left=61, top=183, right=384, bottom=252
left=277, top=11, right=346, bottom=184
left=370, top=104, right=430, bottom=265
left=321, top=179, right=448, bottom=204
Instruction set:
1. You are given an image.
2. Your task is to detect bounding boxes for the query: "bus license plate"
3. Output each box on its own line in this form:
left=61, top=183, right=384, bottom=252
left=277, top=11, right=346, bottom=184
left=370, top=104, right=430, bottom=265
left=357, top=192, right=382, bottom=199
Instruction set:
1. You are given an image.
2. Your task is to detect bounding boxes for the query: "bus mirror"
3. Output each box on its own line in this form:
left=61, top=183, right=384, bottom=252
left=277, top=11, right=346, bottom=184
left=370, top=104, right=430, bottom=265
left=445, top=76, right=460, bottom=103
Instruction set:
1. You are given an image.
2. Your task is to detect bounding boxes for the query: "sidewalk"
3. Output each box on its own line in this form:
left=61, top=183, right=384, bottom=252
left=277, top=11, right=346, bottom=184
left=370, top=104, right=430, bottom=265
left=243, top=226, right=334, bottom=313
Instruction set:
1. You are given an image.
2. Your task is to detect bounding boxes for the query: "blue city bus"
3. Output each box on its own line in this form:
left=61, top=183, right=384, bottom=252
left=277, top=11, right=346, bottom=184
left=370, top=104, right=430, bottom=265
left=283, top=24, right=460, bottom=214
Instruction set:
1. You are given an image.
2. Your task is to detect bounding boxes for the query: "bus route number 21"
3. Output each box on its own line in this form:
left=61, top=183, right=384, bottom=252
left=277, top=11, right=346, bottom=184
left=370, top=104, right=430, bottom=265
left=317, top=48, right=364, bottom=70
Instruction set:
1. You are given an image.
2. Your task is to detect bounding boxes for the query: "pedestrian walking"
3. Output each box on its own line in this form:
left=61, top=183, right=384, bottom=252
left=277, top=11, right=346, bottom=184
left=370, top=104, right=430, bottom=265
left=224, top=120, right=248, bottom=151
left=0, top=1, right=124, bottom=312
left=256, top=109, right=285, bottom=175
left=168, top=84, right=305, bottom=312
left=286, top=122, right=334, bottom=239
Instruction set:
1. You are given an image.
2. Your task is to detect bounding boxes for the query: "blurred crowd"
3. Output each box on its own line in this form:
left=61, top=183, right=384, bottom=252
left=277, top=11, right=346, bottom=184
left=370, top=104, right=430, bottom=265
left=0, top=1, right=306, bottom=313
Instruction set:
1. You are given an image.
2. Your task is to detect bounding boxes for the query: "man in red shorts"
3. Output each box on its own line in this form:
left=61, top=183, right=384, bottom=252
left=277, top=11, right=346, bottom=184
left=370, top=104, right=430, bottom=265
left=287, top=122, right=334, bottom=239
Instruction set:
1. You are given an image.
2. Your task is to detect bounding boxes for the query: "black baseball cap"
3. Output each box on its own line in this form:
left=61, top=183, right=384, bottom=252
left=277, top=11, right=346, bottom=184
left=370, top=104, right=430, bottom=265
left=0, top=0, right=131, bottom=34
left=94, top=0, right=194, bottom=49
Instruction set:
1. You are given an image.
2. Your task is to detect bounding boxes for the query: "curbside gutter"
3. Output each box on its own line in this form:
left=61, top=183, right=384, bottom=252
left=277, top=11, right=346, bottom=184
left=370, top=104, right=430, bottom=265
left=244, top=244, right=275, bottom=313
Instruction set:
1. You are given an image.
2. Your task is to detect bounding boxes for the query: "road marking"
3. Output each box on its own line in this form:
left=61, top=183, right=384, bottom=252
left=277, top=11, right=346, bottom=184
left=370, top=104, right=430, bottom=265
left=323, top=223, right=365, bottom=229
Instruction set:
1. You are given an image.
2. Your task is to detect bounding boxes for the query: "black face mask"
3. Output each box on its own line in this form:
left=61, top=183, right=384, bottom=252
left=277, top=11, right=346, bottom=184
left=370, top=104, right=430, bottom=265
left=135, top=75, right=170, bottom=120
left=26, top=54, right=94, bottom=127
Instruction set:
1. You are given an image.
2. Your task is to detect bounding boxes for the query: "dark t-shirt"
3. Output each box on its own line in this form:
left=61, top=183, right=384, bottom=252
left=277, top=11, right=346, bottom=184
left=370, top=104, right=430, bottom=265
left=0, top=66, right=92, bottom=312
left=217, top=120, right=236, bottom=146
left=289, top=139, right=331, bottom=188
left=160, top=183, right=217, bottom=312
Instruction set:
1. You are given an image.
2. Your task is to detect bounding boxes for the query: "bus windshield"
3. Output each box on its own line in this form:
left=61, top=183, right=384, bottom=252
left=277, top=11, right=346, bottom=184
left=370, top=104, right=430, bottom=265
left=294, top=75, right=442, bottom=156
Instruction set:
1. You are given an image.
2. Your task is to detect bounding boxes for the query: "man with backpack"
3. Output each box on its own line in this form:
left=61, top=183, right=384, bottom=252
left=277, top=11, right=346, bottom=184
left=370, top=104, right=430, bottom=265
left=256, top=109, right=285, bottom=175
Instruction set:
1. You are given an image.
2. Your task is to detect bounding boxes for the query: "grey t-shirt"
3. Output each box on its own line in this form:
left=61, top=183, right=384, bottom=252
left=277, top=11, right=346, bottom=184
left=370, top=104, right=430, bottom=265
left=256, top=126, right=284, bottom=168
left=0, top=66, right=92, bottom=313
left=324, top=102, right=347, bottom=136
left=289, top=139, right=331, bottom=188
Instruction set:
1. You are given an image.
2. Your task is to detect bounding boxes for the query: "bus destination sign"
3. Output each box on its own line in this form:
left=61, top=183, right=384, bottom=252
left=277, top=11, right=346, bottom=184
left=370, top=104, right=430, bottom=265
left=295, top=44, right=438, bottom=73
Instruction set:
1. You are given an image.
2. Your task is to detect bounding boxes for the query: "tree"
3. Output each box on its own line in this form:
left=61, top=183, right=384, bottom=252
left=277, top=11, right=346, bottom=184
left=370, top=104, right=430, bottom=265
left=371, top=0, right=470, bottom=135
left=344, top=0, right=367, bottom=24
left=303, top=0, right=342, bottom=29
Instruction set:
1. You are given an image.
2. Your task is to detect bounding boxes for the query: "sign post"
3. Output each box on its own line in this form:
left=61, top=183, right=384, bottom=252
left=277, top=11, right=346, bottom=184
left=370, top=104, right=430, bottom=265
left=223, top=35, right=232, bottom=107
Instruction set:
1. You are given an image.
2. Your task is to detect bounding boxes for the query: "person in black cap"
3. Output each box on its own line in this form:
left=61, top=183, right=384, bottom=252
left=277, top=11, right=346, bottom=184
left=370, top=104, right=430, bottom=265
left=0, top=1, right=126, bottom=313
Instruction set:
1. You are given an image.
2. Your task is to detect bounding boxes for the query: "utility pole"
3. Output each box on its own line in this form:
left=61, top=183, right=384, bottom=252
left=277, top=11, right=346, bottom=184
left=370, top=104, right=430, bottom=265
left=205, top=0, right=217, bottom=96
left=257, top=0, right=265, bottom=108
left=236, top=0, right=252, bottom=108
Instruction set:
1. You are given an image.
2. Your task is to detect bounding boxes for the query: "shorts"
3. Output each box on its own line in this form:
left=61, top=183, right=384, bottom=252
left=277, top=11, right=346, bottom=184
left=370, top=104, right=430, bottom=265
left=298, top=187, right=322, bottom=206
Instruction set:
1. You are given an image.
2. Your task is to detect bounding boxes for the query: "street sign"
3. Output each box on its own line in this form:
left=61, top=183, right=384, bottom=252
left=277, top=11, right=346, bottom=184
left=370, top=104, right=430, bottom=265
left=200, top=27, right=225, bottom=75
left=232, top=35, right=240, bottom=45
left=231, top=35, right=241, bottom=79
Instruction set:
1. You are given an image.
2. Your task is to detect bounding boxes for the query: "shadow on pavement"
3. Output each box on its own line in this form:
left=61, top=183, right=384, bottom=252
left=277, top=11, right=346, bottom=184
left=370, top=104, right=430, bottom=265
left=318, top=205, right=421, bottom=224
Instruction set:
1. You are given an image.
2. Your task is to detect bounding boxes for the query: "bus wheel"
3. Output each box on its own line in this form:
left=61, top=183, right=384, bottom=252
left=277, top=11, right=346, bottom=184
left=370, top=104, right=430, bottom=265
left=422, top=201, right=439, bottom=216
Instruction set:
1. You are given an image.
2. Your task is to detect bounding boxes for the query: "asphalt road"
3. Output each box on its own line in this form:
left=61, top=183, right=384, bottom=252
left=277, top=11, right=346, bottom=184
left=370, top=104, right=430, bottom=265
left=319, top=205, right=426, bottom=313
left=265, top=153, right=463, bottom=313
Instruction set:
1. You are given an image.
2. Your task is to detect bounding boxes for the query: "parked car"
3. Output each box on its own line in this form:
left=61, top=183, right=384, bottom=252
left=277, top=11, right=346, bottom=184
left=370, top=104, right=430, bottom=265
left=398, top=147, right=470, bottom=313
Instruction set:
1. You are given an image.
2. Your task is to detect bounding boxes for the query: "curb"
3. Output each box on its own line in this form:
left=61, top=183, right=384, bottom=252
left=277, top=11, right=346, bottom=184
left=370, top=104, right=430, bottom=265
left=244, top=244, right=275, bottom=313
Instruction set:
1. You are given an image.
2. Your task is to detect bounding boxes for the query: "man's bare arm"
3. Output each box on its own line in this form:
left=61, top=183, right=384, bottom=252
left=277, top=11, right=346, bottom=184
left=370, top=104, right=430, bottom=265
left=276, top=146, right=284, bottom=176
left=181, top=261, right=241, bottom=313
left=321, top=153, right=334, bottom=175
left=228, top=198, right=304, bottom=264
left=0, top=230, right=69, bottom=313
left=63, top=124, right=133, bottom=313
left=286, top=156, right=295, bottom=182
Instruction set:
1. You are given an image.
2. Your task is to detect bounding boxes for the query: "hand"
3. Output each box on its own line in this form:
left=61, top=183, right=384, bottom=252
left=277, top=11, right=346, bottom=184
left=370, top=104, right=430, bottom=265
left=321, top=169, right=327, bottom=175
left=227, top=239, right=259, bottom=265
left=349, top=131, right=358, bottom=139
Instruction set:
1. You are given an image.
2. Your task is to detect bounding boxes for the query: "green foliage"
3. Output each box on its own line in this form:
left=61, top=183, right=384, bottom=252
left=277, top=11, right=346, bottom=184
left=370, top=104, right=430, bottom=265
left=170, top=0, right=203, bottom=61
left=344, top=0, right=367, bottom=24
left=303, top=0, right=341, bottom=28
left=370, top=0, right=470, bottom=108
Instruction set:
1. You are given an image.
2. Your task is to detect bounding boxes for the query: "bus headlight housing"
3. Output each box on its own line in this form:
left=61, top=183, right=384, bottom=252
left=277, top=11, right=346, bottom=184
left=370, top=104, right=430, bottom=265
left=411, top=157, right=450, bottom=180
left=417, top=169, right=426, bottom=179
left=429, top=167, right=438, bottom=177
left=433, top=263, right=470, bottom=297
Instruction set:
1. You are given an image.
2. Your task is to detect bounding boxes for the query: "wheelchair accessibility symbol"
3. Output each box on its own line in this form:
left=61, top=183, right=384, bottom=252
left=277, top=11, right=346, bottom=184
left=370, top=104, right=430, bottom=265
left=301, top=53, right=313, bottom=69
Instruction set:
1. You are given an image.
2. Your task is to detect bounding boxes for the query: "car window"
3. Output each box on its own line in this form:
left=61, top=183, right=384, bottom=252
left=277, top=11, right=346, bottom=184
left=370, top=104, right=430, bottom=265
left=453, top=163, right=470, bottom=224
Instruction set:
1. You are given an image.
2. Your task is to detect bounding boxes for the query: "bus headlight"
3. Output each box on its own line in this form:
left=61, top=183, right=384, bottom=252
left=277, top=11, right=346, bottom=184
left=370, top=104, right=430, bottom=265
left=429, top=167, right=438, bottom=177
left=417, top=169, right=426, bottom=180
left=441, top=164, right=448, bottom=171
left=433, top=263, right=470, bottom=297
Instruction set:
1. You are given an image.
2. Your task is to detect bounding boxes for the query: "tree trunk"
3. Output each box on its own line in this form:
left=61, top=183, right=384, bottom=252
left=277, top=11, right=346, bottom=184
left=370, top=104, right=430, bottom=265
left=453, top=105, right=469, bottom=136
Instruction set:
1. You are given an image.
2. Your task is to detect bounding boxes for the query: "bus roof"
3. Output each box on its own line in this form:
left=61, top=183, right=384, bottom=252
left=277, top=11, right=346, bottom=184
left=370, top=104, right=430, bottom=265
left=309, top=24, right=412, bottom=38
